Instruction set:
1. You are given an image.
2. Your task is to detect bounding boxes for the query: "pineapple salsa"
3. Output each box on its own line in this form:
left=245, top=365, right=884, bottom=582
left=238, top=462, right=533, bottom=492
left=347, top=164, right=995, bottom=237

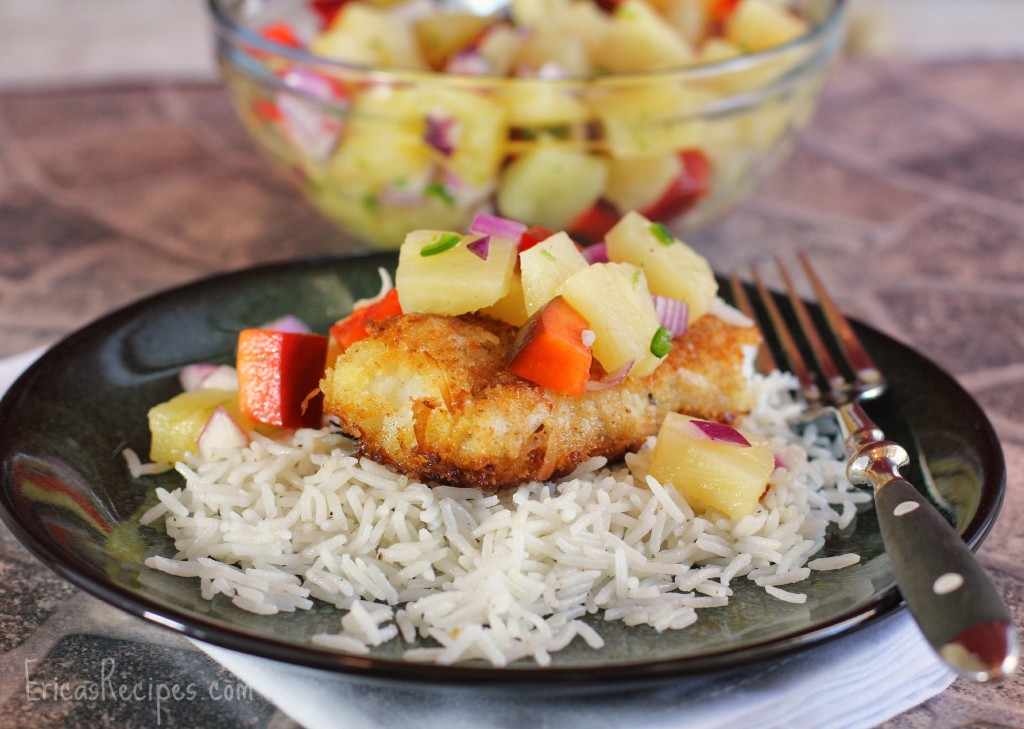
left=147, top=211, right=776, bottom=520
left=240, top=0, right=815, bottom=246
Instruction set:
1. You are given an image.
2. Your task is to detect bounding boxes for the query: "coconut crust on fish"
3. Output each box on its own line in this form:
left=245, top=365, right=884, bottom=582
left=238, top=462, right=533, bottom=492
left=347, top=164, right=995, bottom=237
left=321, top=313, right=761, bottom=492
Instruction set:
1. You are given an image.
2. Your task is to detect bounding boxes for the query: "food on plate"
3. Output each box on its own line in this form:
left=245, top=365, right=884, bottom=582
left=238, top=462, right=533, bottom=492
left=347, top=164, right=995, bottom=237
left=148, top=389, right=252, bottom=464
left=649, top=413, right=776, bottom=520
left=230, top=0, right=818, bottom=246
left=237, top=328, right=328, bottom=429
left=321, top=308, right=758, bottom=491
left=507, top=295, right=593, bottom=395
left=394, top=228, right=519, bottom=316
left=134, top=211, right=868, bottom=666
left=320, top=211, right=758, bottom=490
left=605, top=210, right=718, bottom=324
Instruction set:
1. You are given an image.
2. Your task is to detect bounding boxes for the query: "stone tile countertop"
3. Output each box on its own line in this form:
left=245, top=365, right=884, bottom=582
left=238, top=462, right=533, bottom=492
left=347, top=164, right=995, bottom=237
left=0, top=58, right=1023, bottom=727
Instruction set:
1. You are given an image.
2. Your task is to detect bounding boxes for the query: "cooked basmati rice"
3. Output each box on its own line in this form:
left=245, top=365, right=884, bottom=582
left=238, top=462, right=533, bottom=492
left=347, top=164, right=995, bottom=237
left=138, top=371, right=868, bottom=666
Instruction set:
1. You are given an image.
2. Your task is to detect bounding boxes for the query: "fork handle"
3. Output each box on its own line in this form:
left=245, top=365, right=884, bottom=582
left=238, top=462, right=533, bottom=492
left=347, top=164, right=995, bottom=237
left=850, top=440, right=1019, bottom=681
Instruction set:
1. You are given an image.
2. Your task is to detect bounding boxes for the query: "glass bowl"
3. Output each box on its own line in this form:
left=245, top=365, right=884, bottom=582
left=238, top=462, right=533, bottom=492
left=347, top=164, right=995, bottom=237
left=209, top=0, right=847, bottom=249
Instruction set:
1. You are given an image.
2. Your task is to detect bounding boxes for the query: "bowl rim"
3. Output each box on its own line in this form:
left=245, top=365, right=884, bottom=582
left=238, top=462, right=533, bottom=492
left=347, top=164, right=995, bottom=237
left=207, top=0, right=848, bottom=86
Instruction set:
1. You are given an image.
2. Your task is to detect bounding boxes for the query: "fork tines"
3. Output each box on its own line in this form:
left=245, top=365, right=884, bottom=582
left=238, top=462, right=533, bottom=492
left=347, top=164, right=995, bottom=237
left=794, top=251, right=884, bottom=390
left=727, top=273, right=777, bottom=375
left=731, top=253, right=885, bottom=408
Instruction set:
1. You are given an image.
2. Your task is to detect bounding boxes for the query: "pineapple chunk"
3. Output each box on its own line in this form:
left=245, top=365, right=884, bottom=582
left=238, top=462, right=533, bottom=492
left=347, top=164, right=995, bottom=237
left=311, top=4, right=426, bottom=69
left=653, top=0, right=707, bottom=47
left=516, top=27, right=590, bottom=76
left=589, top=83, right=706, bottom=158
left=697, top=36, right=799, bottom=95
left=600, top=0, right=695, bottom=73
left=558, top=262, right=663, bottom=377
left=696, top=38, right=745, bottom=95
left=414, top=12, right=494, bottom=69
left=420, top=87, right=508, bottom=188
left=148, top=389, right=249, bottom=463
left=568, top=1, right=613, bottom=63
left=604, top=153, right=683, bottom=213
left=725, top=0, right=809, bottom=53
left=481, top=270, right=530, bottom=326
left=497, top=146, right=608, bottom=230
left=510, top=0, right=572, bottom=27
left=396, top=230, right=517, bottom=315
left=520, top=231, right=589, bottom=316
left=466, top=24, right=524, bottom=77
left=605, top=211, right=717, bottom=323
left=311, top=186, right=469, bottom=250
left=327, top=87, right=432, bottom=191
left=500, top=83, right=590, bottom=129
left=699, top=37, right=743, bottom=64
left=329, top=85, right=506, bottom=195
left=649, top=413, right=775, bottom=520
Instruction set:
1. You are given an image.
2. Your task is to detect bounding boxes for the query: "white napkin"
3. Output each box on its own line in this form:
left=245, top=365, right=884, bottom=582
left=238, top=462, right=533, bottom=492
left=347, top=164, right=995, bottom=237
left=0, top=349, right=956, bottom=729
left=192, top=609, right=954, bottom=729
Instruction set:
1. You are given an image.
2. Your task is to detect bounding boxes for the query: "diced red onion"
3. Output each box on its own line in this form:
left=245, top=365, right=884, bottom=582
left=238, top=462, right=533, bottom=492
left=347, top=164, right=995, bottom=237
left=447, top=50, right=492, bottom=76
left=585, top=360, right=633, bottom=392
left=652, top=295, right=688, bottom=337
left=378, top=168, right=433, bottom=208
left=260, top=315, right=311, bottom=334
left=470, top=213, right=527, bottom=240
left=424, top=113, right=458, bottom=157
left=197, top=406, right=250, bottom=459
left=443, top=171, right=494, bottom=209
left=179, top=364, right=220, bottom=392
left=276, top=94, right=343, bottom=161
left=180, top=364, right=239, bottom=392
left=378, top=185, right=424, bottom=207
left=443, top=169, right=463, bottom=189
left=467, top=235, right=491, bottom=260
left=691, top=419, right=751, bottom=447
left=536, top=62, right=572, bottom=80
left=283, top=69, right=334, bottom=100
left=277, top=70, right=343, bottom=161
left=582, top=242, right=609, bottom=264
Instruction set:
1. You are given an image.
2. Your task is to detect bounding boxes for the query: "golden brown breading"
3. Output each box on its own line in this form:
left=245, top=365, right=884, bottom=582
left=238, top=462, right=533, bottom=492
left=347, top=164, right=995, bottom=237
left=321, top=313, right=760, bottom=492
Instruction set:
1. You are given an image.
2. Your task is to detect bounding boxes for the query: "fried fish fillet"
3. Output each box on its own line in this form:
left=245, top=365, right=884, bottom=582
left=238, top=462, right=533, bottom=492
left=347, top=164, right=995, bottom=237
left=321, top=313, right=761, bottom=492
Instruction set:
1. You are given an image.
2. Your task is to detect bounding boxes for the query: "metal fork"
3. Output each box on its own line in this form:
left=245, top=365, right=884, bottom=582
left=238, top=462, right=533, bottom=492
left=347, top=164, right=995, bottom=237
left=731, top=252, right=1018, bottom=682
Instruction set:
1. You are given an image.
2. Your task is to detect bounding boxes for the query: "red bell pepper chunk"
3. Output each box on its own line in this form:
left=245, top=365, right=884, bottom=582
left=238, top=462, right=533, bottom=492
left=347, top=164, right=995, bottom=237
left=640, top=149, right=712, bottom=223
left=681, top=148, right=711, bottom=184
left=261, top=21, right=303, bottom=48
left=567, top=199, right=620, bottom=246
left=328, top=288, right=403, bottom=357
left=507, top=296, right=593, bottom=396
left=310, top=0, right=350, bottom=28
left=251, top=98, right=282, bottom=123
left=516, top=225, right=557, bottom=253
left=237, top=329, right=329, bottom=429
left=709, top=0, right=742, bottom=25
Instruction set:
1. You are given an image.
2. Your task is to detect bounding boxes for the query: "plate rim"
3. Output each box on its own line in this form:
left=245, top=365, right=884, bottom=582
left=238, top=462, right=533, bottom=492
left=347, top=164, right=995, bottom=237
left=0, top=252, right=1007, bottom=686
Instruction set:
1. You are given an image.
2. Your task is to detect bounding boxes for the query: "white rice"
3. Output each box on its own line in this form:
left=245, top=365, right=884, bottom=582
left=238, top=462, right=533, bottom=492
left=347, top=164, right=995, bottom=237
left=138, top=371, right=868, bottom=666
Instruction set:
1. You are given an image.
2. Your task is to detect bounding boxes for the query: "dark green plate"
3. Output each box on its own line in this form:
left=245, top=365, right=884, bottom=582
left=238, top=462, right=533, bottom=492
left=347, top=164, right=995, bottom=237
left=0, top=253, right=1006, bottom=686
